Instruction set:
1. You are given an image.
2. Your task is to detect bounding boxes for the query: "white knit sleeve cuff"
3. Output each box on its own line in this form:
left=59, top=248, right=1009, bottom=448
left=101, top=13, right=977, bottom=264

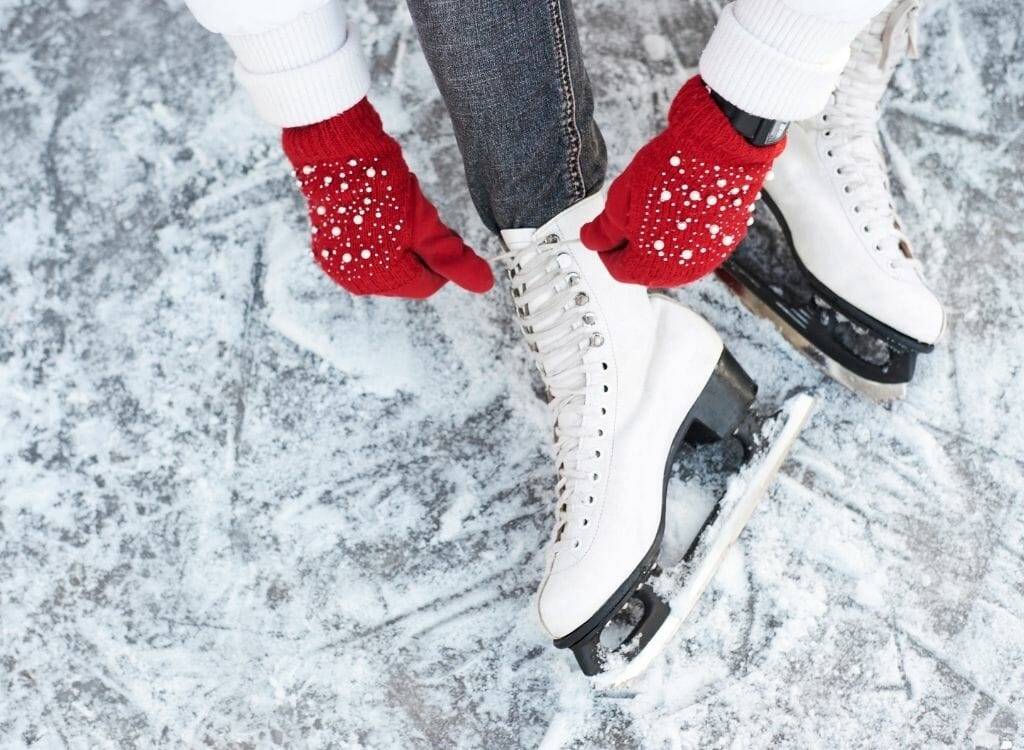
left=699, top=0, right=874, bottom=121
left=225, top=2, right=371, bottom=128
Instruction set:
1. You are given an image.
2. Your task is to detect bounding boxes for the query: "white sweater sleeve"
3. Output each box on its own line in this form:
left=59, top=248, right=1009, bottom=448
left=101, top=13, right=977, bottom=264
left=699, top=0, right=892, bottom=121
left=185, top=0, right=370, bottom=128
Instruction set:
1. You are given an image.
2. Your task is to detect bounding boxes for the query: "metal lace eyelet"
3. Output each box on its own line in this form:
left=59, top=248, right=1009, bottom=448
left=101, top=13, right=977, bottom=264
left=544, top=233, right=561, bottom=245
left=567, top=273, right=580, bottom=286
left=575, top=292, right=589, bottom=306
left=590, top=333, right=605, bottom=347
left=582, top=313, right=597, bottom=325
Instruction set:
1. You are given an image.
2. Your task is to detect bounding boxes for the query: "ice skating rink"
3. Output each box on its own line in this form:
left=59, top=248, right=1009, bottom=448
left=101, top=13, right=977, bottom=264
left=1, top=0, right=1021, bottom=746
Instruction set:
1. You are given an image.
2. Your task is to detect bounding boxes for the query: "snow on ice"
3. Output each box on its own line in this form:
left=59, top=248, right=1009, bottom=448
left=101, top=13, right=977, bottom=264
left=1, top=0, right=1022, bottom=747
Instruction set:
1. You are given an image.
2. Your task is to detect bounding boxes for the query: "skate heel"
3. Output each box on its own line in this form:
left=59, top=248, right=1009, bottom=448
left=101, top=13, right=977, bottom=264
left=684, top=349, right=758, bottom=446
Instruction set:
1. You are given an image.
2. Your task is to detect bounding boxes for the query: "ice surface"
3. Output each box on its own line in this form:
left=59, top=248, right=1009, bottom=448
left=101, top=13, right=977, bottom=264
left=1, top=0, right=1023, bottom=747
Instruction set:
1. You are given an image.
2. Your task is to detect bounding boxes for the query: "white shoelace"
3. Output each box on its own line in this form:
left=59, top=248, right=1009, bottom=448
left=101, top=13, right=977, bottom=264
left=820, top=0, right=920, bottom=271
left=493, top=235, right=608, bottom=551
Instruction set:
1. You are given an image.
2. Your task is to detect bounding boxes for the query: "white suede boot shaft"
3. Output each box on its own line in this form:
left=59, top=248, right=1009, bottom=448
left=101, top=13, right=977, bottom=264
left=765, top=0, right=944, bottom=345
left=499, top=195, right=724, bottom=639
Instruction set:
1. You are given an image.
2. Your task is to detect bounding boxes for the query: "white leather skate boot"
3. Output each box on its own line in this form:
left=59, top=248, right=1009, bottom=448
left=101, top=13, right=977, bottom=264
left=726, top=0, right=944, bottom=399
left=498, top=194, right=767, bottom=676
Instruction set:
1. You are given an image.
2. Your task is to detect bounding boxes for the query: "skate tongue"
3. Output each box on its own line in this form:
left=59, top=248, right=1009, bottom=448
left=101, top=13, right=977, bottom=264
left=880, top=0, right=919, bottom=68
left=498, top=228, right=537, bottom=254
left=841, top=0, right=918, bottom=105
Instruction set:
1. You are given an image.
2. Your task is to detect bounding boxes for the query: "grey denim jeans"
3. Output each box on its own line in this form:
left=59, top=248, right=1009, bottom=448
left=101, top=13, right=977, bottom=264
left=405, top=0, right=607, bottom=232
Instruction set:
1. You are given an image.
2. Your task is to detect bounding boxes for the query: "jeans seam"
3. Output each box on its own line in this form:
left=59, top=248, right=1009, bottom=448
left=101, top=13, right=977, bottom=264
left=546, top=0, right=585, bottom=202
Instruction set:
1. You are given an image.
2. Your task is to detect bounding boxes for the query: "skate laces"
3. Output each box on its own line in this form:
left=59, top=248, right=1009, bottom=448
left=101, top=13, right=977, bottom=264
left=821, top=0, right=920, bottom=271
left=493, top=235, right=607, bottom=550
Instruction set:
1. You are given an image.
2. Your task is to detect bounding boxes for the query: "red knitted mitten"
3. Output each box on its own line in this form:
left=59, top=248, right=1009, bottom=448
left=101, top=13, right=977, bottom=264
left=581, top=76, right=785, bottom=287
left=283, top=99, right=493, bottom=298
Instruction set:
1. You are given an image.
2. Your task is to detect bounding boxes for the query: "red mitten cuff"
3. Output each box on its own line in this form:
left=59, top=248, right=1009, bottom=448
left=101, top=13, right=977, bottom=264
left=282, top=99, right=493, bottom=298
left=283, top=98, right=399, bottom=163
left=581, top=76, right=785, bottom=287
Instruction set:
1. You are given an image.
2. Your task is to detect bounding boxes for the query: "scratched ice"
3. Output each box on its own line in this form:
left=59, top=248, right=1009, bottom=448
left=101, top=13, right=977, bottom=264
left=1, top=0, right=1022, bottom=747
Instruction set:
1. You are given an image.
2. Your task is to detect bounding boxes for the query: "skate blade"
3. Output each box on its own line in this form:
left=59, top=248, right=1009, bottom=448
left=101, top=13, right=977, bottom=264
left=725, top=279, right=907, bottom=403
left=590, top=394, right=816, bottom=690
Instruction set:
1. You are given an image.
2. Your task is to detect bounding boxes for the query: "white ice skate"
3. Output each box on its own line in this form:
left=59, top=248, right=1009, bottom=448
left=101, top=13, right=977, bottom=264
left=720, top=0, right=944, bottom=401
left=498, top=195, right=814, bottom=680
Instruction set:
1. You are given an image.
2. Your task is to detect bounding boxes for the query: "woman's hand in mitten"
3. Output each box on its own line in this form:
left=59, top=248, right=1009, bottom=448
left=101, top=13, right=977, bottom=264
left=581, top=76, right=785, bottom=287
left=283, top=99, right=493, bottom=298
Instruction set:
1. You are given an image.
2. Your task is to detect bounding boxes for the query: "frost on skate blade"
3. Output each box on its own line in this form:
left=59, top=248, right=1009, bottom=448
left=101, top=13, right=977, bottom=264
left=592, top=394, right=815, bottom=689
left=718, top=195, right=930, bottom=399
left=552, top=351, right=756, bottom=675
left=555, top=351, right=766, bottom=678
